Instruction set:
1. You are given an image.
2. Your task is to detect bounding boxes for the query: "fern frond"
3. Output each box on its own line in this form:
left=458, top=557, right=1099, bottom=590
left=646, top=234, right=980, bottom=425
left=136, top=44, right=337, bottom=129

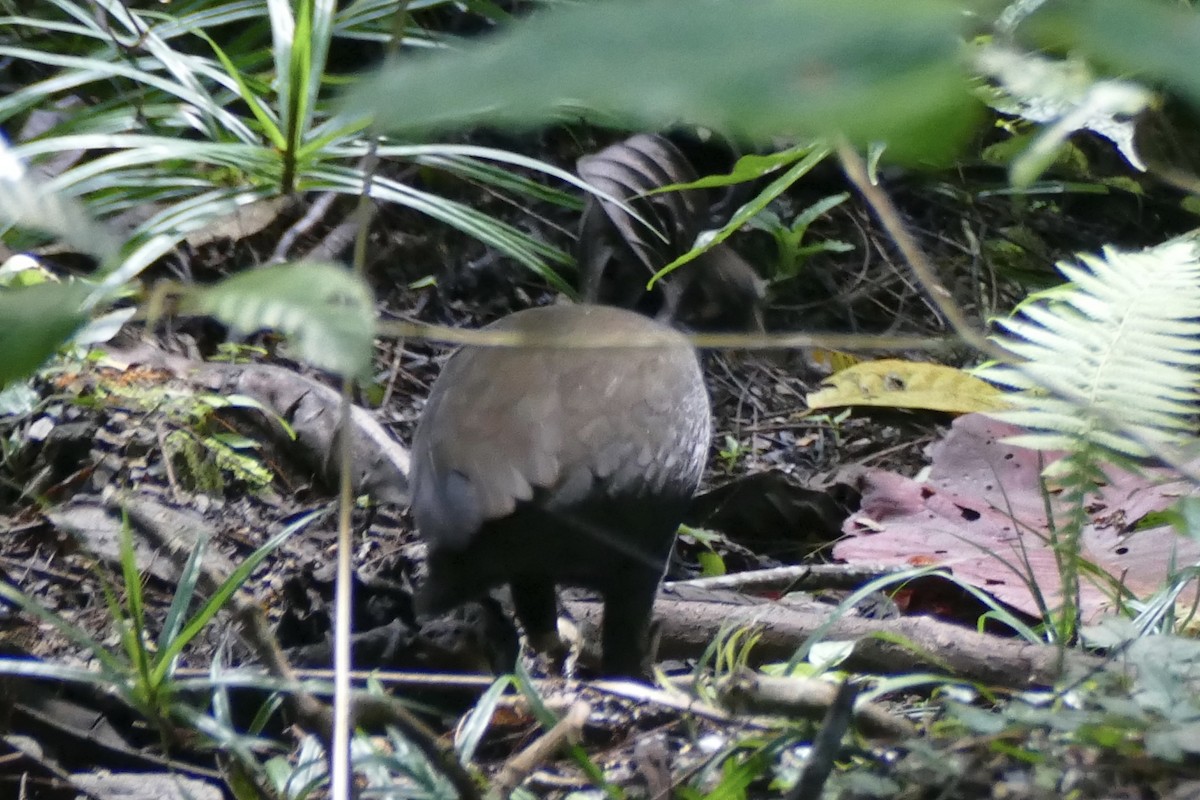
left=978, top=239, right=1200, bottom=459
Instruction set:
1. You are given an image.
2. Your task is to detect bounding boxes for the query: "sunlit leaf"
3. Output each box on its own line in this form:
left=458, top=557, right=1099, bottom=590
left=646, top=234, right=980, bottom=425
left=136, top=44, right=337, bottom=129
left=978, top=239, right=1200, bottom=460
left=0, top=136, right=120, bottom=260
left=182, top=262, right=376, bottom=378
left=809, top=359, right=1010, bottom=414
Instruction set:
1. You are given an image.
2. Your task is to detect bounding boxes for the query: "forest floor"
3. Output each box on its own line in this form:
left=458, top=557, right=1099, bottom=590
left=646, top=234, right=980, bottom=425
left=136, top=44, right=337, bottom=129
left=3, top=124, right=1199, bottom=799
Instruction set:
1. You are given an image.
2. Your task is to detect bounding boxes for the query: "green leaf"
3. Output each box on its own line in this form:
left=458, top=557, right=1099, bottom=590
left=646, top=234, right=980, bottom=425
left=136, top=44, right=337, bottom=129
left=513, top=662, right=615, bottom=796
left=791, top=192, right=850, bottom=232
left=0, top=139, right=121, bottom=261
left=697, top=550, right=726, bottom=578
left=978, top=239, right=1200, bottom=460
left=303, top=166, right=576, bottom=295
left=118, top=513, right=153, bottom=687
left=0, top=581, right=126, bottom=678
left=456, top=676, right=515, bottom=763
left=157, top=536, right=209, bottom=658
left=182, top=262, right=376, bottom=379
left=1029, top=0, right=1200, bottom=110
left=150, top=511, right=315, bottom=687
left=342, top=0, right=981, bottom=162
left=650, top=145, right=830, bottom=285
left=195, top=30, right=286, bottom=150
left=652, top=144, right=820, bottom=192
left=0, top=282, right=92, bottom=389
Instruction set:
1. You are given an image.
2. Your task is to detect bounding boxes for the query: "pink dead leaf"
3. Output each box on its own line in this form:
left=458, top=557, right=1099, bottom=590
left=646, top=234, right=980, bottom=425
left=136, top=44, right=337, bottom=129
left=1084, top=469, right=1200, bottom=599
left=836, top=413, right=1200, bottom=620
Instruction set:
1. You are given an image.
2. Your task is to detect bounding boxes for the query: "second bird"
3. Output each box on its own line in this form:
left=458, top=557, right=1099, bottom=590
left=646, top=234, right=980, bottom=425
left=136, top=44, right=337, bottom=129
left=409, top=304, right=711, bottom=677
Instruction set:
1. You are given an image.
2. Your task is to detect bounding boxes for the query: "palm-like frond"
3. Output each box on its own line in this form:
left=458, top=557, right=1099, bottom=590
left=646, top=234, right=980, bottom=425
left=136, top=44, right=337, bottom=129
left=978, top=238, right=1200, bottom=460
left=1, top=0, right=576, bottom=286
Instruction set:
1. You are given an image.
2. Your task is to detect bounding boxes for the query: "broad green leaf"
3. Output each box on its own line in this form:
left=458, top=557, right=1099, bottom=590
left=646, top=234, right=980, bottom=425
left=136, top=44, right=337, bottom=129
left=697, top=550, right=726, bottom=578
left=182, top=262, right=376, bottom=379
left=0, top=282, right=92, bottom=389
left=1029, top=0, right=1200, bottom=110
left=342, top=0, right=981, bottom=162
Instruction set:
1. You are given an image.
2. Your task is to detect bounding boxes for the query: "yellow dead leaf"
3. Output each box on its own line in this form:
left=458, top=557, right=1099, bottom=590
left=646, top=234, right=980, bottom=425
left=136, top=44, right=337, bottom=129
left=806, top=359, right=1010, bottom=414
left=805, top=347, right=860, bottom=376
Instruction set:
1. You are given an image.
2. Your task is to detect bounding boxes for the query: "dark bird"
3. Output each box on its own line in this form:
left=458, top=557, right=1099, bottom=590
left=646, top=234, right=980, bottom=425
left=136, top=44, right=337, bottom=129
left=576, top=133, right=767, bottom=333
left=410, top=304, right=711, bottom=677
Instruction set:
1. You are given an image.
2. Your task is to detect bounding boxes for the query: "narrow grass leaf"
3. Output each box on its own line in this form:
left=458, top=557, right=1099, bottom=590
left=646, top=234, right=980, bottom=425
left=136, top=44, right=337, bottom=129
left=0, top=658, right=122, bottom=686
left=457, top=675, right=514, bottom=763
left=117, top=514, right=154, bottom=689
left=651, top=145, right=831, bottom=285
left=150, top=512, right=316, bottom=686
left=157, top=536, right=209, bottom=657
left=513, top=663, right=616, bottom=797
left=0, top=582, right=126, bottom=676
left=306, top=166, right=576, bottom=293
left=195, top=31, right=287, bottom=150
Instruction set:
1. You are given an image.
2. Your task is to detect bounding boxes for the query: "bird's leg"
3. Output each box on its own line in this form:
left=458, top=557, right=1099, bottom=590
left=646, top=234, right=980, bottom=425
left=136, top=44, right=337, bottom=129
left=511, top=577, right=568, bottom=667
left=600, top=573, right=660, bottom=679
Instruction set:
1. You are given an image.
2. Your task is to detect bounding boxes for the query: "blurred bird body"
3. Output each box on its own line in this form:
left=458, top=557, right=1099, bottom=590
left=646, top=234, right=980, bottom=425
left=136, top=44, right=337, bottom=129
left=410, top=304, right=711, bottom=676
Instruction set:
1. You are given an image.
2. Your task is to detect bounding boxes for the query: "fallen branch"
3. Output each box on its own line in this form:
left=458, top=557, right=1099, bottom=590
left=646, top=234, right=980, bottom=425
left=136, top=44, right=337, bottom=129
left=566, top=588, right=1107, bottom=689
